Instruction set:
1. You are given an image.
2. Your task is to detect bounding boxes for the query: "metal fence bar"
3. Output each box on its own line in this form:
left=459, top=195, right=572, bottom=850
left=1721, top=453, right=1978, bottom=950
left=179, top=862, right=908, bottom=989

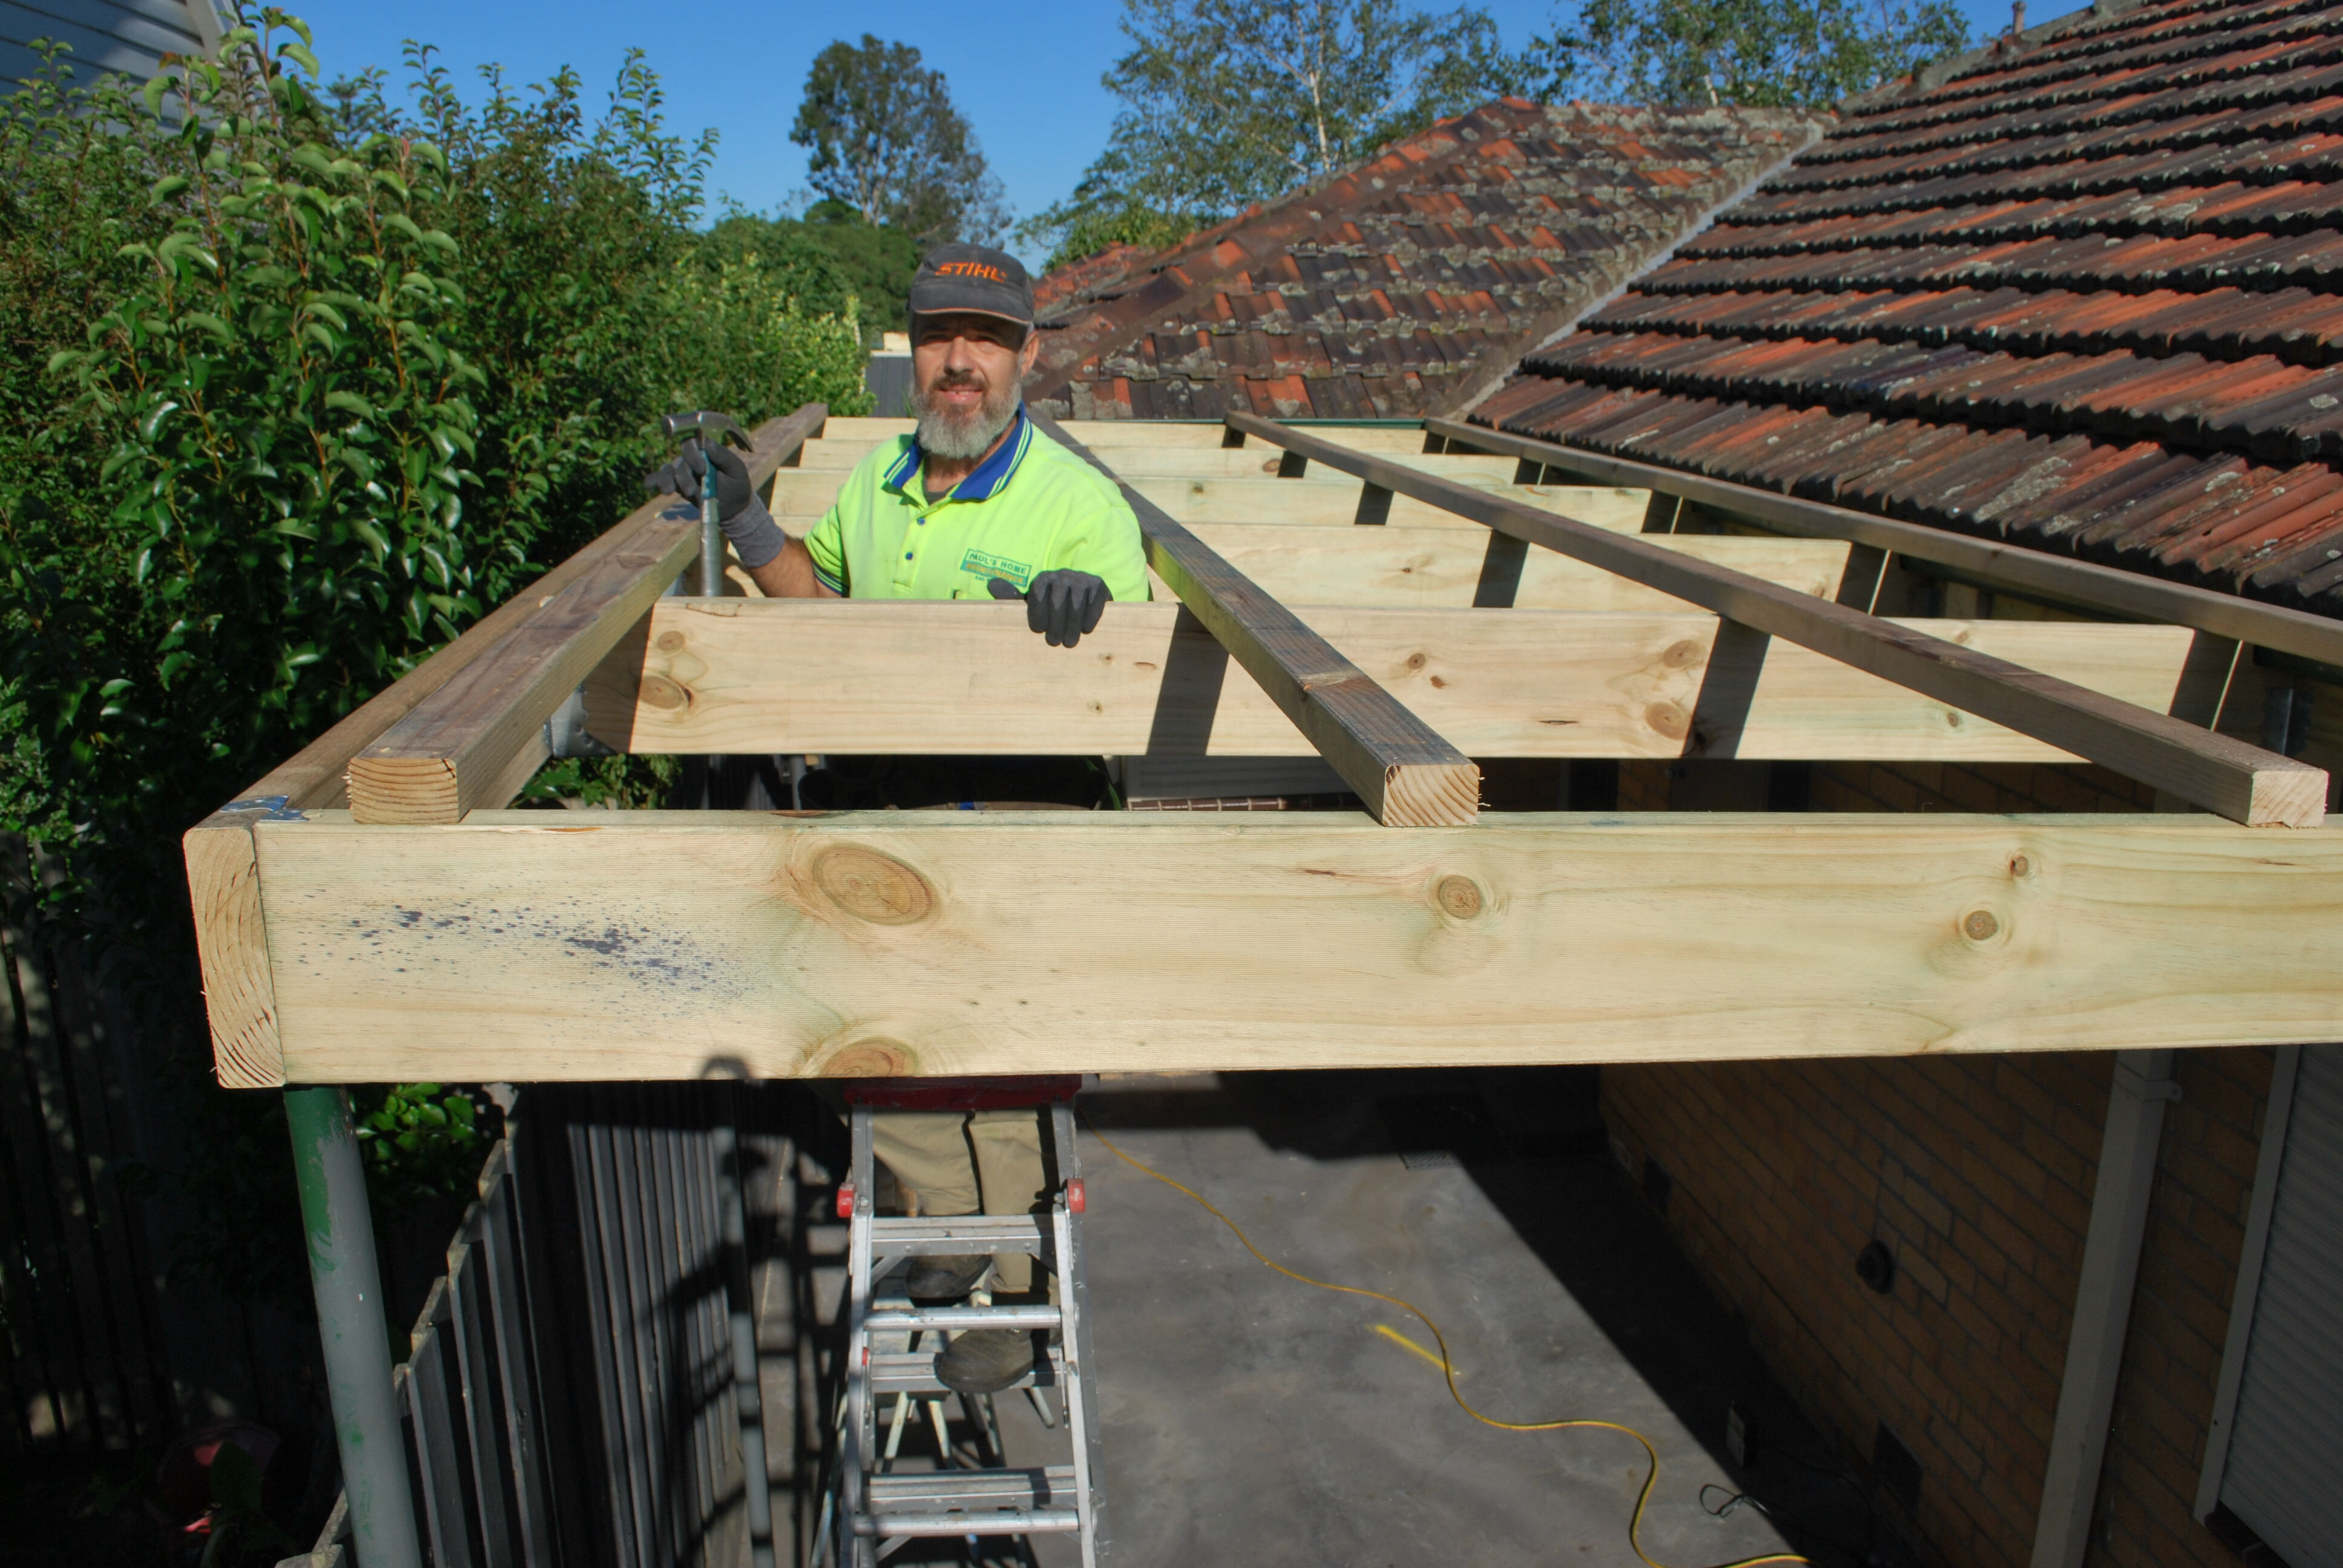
left=585, top=1111, right=657, bottom=1567
left=476, top=1142, right=558, bottom=1568
left=447, top=1220, right=517, bottom=1561
left=402, top=1287, right=478, bottom=1568
left=714, top=1088, right=778, bottom=1568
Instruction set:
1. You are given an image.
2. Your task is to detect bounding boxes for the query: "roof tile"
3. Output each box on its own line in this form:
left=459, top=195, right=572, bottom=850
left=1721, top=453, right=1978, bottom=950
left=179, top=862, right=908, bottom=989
left=1031, top=100, right=1826, bottom=421
left=1481, top=0, right=2343, bottom=615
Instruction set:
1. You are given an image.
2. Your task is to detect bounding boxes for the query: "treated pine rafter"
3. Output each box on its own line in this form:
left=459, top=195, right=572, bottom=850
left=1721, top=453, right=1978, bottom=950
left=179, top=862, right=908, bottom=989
left=1427, top=416, right=2343, bottom=674
left=821, top=416, right=1437, bottom=454
left=767, top=466, right=1648, bottom=533
left=795, top=439, right=1528, bottom=484
left=1231, top=414, right=2330, bottom=828
left=583, top=598, right=2217, bottom=763
left=246, top=810, right=2343, bottom=1083
left=344, top=408, right=829, bottom=825
left=1028, top=411, right=1480, bottom=828
left=1182, top=523, right=1857, bottom=609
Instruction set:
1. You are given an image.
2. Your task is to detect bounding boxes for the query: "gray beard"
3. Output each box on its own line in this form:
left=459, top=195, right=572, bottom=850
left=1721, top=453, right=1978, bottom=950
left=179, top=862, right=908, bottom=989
left=913, top=378, right=1021, bottom=462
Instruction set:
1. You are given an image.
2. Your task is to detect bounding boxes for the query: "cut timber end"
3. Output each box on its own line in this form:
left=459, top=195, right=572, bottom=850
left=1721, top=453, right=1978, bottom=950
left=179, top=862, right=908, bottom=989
left=183, top=820, right=284, bottom=1087
left=1382, top=762, right=1483, bottom=827
left=2249, top=763, right=2330, bottom=829
left=344, top=755, right=462, bottom=826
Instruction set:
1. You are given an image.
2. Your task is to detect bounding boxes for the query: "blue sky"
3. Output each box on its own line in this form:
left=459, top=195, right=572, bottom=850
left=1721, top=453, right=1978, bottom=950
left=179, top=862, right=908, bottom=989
left=286, top=0, right=2042, bottom=262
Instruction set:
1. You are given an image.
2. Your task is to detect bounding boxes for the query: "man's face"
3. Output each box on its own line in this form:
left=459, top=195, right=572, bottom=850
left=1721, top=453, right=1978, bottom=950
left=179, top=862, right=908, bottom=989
left=909, top=312, right=1038, bottom=462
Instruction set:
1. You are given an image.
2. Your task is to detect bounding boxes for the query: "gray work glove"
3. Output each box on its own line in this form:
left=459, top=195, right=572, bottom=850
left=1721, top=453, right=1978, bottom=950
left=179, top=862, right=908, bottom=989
left=643, top=437, right=787, bottom=570
left=989, top=570, right=1109, bottom=647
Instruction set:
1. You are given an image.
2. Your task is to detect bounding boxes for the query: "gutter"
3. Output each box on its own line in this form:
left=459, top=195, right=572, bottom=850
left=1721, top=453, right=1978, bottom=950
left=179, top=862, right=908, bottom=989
left=2029, top=1050, right=2180, bottom=1568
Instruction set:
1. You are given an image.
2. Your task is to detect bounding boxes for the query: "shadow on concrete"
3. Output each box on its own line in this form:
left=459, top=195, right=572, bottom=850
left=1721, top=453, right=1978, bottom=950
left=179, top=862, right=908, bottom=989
left=1076, top=1067, right=1898, bottom=1568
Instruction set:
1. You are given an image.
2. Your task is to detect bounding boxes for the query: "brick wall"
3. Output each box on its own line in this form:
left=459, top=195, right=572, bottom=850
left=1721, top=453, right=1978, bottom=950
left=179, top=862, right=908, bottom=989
left=1600, top=757, right=2286, bottom=1568
left=2091, top=1047, right=2275, bottom=1568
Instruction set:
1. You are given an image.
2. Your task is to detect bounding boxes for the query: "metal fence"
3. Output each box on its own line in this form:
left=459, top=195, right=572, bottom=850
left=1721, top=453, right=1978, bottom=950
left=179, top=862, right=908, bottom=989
left=2, top=835, right=336, bottom=1461
left=312, top=1082, right=842, bottom=1568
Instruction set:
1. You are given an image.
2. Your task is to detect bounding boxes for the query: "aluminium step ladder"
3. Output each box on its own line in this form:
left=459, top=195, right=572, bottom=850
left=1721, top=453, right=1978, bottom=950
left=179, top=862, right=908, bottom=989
left=830, top=1078, right=1107, bottom=1566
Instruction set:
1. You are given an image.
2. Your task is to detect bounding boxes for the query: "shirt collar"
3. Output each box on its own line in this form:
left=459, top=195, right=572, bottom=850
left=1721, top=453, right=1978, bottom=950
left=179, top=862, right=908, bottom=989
left=885, top=406, right=1032, bottom=503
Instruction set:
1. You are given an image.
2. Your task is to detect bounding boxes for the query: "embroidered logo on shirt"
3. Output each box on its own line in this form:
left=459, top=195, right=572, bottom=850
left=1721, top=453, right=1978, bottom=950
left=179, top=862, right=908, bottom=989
left=960, top=550, right=1034, bottom=589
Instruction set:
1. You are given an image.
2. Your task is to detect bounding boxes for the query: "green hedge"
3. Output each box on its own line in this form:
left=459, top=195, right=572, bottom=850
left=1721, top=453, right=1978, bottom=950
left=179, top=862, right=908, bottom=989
left=4, top=16, right=868, bottom=878
left=0, top=11, right=872, bottom=1296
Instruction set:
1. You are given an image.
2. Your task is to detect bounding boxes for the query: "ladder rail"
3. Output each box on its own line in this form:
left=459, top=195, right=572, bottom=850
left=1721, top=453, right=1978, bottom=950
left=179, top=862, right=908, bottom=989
left=1052, top=1101, right=1107, bottom=1568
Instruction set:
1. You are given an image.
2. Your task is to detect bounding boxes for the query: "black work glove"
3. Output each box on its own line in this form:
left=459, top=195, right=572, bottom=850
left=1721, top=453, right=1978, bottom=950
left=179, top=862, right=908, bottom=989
left=989, top=570, right=1109, bottom=648
left=643, top=437, right=787, bottom=570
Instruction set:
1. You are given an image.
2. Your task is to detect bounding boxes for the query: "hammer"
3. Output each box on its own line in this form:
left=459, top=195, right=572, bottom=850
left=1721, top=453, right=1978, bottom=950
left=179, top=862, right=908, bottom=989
left=661, top=410, right=753, bottom=596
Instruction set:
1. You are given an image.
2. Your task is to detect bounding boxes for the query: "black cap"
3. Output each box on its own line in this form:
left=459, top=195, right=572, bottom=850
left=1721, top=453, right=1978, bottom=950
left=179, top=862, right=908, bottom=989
left=908, top=243, right=1034, bottom=327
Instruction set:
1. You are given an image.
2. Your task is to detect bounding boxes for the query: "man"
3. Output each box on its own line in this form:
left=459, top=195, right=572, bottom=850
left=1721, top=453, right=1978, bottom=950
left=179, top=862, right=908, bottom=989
left=646, top=243, right=1147, bottom=1395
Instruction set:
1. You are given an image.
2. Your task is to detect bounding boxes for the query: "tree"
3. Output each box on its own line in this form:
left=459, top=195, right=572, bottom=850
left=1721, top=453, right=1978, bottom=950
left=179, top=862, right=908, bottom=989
left=1026, top=0, right=1527, bottom=259
left=1029, top=201, right=1201, bottom=275
left=1535, top=0, right=1969, bottom=108
left=707, top=200, right=923, bottom=336
left=789, top=35, right=1008, bottom=245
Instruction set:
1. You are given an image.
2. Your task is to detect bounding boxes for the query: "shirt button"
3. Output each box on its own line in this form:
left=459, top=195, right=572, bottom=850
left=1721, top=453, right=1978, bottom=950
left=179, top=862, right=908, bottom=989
left=904, top=552, right=913, bottom=559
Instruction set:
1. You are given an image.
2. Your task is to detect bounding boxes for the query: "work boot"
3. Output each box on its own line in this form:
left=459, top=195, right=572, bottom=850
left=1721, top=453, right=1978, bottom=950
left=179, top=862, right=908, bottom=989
left=905, top=1254, right=991, bottom=1302
left=934, top=1328, right=1037, bottom=1395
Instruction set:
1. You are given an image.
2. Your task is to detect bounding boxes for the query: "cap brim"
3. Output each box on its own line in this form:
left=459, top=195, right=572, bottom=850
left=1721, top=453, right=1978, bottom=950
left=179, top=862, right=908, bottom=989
left=909, top=305, right=1034, bottom=327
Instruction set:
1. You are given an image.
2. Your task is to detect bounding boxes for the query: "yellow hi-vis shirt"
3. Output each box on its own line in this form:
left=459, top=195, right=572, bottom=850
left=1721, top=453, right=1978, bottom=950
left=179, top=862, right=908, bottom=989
left=801, top=409, right=1150, bottom=603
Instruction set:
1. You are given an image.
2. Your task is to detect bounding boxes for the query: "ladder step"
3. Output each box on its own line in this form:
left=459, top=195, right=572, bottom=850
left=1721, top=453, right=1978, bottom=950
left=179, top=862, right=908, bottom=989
left=855, top=1508, right=1083, bottom=1538
left=866, top=1304, right=1061, bottom=1333
left=872, top=1215, right=1049, bottom=1253
left=865, top=1465, right=1076, bottom=1512
left=871, top=1346, right=1064, bottom=1397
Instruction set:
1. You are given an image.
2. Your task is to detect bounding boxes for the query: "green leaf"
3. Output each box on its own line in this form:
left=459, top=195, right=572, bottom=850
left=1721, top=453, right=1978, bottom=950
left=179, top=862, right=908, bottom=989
left=208, top=1439, right=264, bottom=1514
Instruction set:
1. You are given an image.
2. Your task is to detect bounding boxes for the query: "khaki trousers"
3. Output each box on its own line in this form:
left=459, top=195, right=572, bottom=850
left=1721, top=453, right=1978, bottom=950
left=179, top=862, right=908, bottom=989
left=870, top=1108, right=1046, bottom=1293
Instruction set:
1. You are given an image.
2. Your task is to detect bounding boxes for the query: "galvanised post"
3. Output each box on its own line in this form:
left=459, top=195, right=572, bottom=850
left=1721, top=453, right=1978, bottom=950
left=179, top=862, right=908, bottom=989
left=286, top=1085, right=422, bottom=1568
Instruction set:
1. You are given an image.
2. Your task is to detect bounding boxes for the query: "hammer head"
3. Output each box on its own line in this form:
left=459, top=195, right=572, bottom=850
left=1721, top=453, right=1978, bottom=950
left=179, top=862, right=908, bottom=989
left=661, top=410, right=752, bottom=448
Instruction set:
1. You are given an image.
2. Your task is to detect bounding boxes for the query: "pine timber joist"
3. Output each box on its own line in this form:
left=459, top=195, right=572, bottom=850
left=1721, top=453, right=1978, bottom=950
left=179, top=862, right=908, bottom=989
left=1424, top=417, right=2343, bottom=674
left=582, top=598, right=2217, bottom=763
left=243, top=811, right=2343, bottom=1082
left=1231, top=414, right=2330, bottom=828
left=180, top=411, right=2343, bottom=1086
left=343, top=405, right=831, bottom=825
left=1182, top=524, right=1857, bottom=609
left=793, top=438, right=1527, bottom=484
left=1028, top=411, right=1480, bottom=828
left=770, top=466, right=1653, bottom=532
left=184, top=405, right=831, bottom=1084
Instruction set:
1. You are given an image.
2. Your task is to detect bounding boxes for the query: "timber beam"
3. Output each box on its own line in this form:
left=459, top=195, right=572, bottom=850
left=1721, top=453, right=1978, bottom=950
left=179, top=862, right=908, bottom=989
left=344, top=405, right=830, bottom=825
left=235, top=809, right=2343, bottom=1084
left=1031, top=413, right=1479, bottom=826
left=1179, top=523, right=1856, bottom=609
left=1234, top=414, right=2329, bottom=827
left=581, top=598, right=2218, bottom=762
left=1425, top=416, right=2343, bottom=673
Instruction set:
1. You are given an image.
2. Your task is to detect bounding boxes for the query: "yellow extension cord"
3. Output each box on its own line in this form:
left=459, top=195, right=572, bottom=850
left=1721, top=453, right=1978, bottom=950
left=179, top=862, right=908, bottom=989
left=1080, top=1114, right=1811, bottom=1568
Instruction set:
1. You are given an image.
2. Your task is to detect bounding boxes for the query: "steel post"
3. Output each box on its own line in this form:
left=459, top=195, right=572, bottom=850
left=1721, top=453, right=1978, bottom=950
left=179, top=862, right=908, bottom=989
left=700, top=456, right=724, bottom=596
left=287, top=1085, right=422, bottom=1568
